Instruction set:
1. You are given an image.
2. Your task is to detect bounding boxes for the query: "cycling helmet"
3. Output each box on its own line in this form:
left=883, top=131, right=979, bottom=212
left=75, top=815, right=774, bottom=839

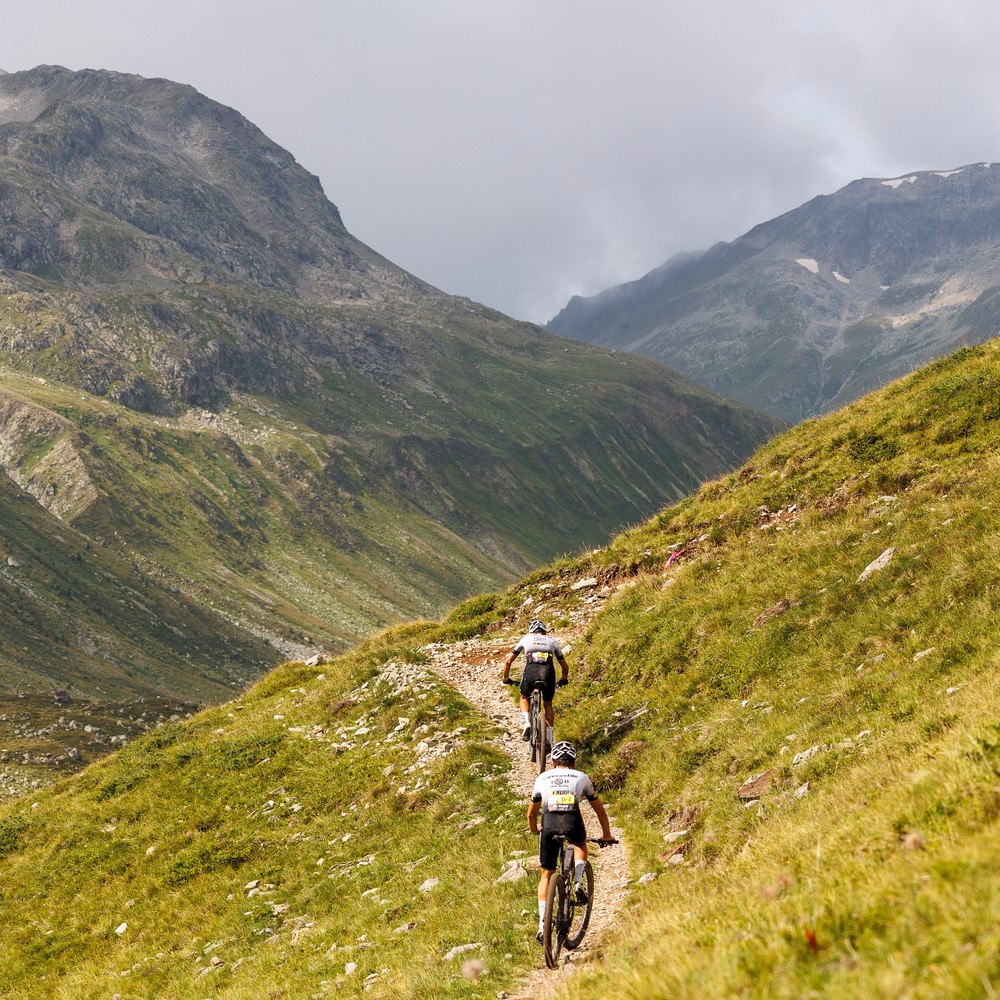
left=528, top=619, right=547, bottom=634
left=551, top=741, right=576, bottom=763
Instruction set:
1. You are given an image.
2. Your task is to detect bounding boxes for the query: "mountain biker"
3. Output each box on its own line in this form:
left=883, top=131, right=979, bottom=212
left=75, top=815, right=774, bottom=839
left=502, top=619, right=569, bottom=744
left=527, top=741, right=616, bottom=942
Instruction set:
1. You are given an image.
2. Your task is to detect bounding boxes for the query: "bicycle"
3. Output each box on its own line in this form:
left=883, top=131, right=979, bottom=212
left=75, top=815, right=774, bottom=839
left=528, top=681, right=548, bottom=776
left=505, top=676, right=549, bottom=775
left=542, top=835, right=616, bottom=969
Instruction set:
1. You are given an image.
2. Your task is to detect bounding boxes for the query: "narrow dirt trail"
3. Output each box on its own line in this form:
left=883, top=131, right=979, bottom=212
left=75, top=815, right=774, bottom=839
left=424, top=627, right=632, bottom=999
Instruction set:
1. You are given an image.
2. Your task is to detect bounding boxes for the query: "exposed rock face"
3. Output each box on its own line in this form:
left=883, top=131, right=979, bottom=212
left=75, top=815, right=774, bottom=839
left=0, top=391, right=98, bottom=519
left=548, top=163, right=1000, bottom=422
left=0, top=65, right=413, bottom=302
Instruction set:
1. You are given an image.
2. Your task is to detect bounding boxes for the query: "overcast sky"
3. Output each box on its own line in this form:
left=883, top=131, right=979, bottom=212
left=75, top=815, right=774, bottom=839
left=4, top=1, right=1000, bottom=322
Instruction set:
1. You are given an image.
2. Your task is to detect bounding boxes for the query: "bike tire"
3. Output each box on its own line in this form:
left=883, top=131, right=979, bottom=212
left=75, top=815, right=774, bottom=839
left=534, top=691, right=547, bottom=776
left=529, top=690, right=540, bottom=766
left=543, top=865, right=565, bottom=969
left=564, top=859, right=594, bottom=950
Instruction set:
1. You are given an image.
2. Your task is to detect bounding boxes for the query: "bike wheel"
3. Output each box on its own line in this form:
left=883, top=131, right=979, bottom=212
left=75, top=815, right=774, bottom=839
left=564, top=859, right=594, bottom=950
left=534, top=693, right=547, bottom=776
left=543, top=868, right=565, bottom=969
left=529, top=691, right=540, bottom=765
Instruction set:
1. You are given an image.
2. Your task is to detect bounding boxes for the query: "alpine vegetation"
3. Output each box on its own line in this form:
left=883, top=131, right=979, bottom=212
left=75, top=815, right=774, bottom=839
left=2, top=333, right=1000, bottom=996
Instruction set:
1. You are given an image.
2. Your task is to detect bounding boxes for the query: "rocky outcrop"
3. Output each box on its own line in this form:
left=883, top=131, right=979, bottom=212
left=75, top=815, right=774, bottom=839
left=0, top=390, right=98, bottom=520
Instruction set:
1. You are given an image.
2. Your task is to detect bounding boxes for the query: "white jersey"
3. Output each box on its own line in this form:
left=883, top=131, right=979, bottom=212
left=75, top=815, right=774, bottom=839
left=531, top=767, right=597, bottom=817
left=514, top=633, right=564, bottom=667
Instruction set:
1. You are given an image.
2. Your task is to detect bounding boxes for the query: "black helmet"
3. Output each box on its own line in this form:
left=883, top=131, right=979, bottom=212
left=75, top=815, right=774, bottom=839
left=551, top=741, right=576, bottom=763
left=529, top=619, right=547, bottom=634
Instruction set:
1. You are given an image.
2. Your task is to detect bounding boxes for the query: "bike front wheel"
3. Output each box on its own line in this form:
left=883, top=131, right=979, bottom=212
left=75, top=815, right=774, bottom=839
left=564, top=859, right=594, bottom=949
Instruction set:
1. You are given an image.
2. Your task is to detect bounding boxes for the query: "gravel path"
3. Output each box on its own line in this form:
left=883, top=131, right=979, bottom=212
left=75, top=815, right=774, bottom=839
left=424, top=625, right=632, bottom=999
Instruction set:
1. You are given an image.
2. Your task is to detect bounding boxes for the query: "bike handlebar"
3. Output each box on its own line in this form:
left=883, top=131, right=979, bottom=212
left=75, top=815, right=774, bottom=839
left=504, top=676, right=548, bottom=688
left=503, top=676, right=567, bottom=688
left=531, top=831, right=618, bottom=847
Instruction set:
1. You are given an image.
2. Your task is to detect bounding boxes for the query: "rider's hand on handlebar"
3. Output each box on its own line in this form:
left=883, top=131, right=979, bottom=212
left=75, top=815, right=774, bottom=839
left=502, top=677, right=516, bottom=686
left=597, top=838, right=619, bottom=848
left=557, top=678, right=568, bottom=687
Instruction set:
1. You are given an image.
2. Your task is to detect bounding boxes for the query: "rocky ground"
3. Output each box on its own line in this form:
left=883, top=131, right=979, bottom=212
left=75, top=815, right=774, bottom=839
left=422, top=590, right=632, bottom=999
left=0, top=694, right=197, bottom=799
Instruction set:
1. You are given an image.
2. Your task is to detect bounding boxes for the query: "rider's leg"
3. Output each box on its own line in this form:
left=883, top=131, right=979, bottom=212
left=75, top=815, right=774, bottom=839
left=518, top=695, right=531, bottom=739
left=537, top=868, right=554, bottom=936
left=573, top=842, right=589, bottom=893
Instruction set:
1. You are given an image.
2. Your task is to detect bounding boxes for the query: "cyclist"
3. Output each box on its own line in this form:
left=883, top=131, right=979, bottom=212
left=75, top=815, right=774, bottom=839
left=502, top=619, right=568, bottom=744
left=527, top=741, right=616, bottom=942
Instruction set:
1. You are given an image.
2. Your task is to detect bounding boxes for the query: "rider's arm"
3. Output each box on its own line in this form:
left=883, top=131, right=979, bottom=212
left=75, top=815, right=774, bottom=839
left=502, top=649, right=517, bottom=682
left=589, top=796, right=615, bottom=842
left=556, top=653, right=569, bottom=683
left=527, top=798, right=541, bottom=835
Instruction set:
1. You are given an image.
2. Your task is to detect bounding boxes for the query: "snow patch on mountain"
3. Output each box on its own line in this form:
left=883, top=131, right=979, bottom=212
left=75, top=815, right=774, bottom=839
left=833, top=271, right=851, bottom=284
left=796, top=258, right=820, bottom=274
left=883, top=176, right=918, bottom=190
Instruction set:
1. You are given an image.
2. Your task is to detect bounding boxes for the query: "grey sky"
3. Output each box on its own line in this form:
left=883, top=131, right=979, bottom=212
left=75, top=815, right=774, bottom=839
left=4, top=1, right=1000, bottom=322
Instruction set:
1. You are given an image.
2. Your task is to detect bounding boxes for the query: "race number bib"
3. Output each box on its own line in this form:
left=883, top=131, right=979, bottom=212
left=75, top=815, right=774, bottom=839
left=548, top=791, right=577, bottom=811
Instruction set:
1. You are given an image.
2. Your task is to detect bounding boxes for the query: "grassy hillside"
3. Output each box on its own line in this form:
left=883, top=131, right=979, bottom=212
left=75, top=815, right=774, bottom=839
left=0, top=279, right=780, bottom=688
left=0, top=448, right=275, bottom=701
left=4, top=340, right=1000, bottom=996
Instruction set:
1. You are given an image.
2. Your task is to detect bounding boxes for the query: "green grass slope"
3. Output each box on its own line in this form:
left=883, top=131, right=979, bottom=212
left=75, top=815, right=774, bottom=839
left=0, top=459, right=275, bottom=701
left=6, top=340, right=1000, bottom=996
left=0, top=629, right=536, bottom=999
left=0, top=276, right=780, bottom=694
left=539, top=338, right=1000, bottom=998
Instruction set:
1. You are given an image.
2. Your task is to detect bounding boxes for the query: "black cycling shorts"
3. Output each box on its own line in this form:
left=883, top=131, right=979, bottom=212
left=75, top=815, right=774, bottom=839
left=539, top=813, right=586, bottom=870
left=520, top=661, right=556, bottom=702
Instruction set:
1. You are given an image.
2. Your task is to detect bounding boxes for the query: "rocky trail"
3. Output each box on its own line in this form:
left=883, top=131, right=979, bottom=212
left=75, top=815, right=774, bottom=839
left=423, top=602, right=632, bottom=999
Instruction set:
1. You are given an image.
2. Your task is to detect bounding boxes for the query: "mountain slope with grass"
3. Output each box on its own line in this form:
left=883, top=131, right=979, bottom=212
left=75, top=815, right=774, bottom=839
left=549, top=162, right=1000, bottom=423
left=0, top=65, right=782, bottom=709
left=3, top=339, right=1000, bottom=996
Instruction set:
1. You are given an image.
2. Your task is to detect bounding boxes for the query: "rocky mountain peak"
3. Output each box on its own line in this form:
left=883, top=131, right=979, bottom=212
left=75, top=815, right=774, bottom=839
left=0, top=65, right=420, bottom=303
left=549, top=162, right=1000, bottom=421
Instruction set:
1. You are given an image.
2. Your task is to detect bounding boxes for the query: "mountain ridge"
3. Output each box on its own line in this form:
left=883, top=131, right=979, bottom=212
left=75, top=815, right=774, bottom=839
left=549, top=162, right=1000, bottom=421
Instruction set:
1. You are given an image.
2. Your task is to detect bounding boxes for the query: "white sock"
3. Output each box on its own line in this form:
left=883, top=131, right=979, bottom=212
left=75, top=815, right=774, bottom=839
left=538, top=899, right=546, bottom=929
left=575, top=860, right=586, bottom=886
left=522, top=711, right=530, bottom=728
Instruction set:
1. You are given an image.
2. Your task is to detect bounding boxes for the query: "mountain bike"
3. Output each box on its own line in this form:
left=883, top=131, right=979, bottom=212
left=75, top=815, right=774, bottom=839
left=542, top=835, right=616, bottom=969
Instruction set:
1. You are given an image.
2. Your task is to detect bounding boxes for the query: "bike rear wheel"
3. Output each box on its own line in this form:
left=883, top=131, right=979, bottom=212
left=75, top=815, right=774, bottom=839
left=543, top=865, right=565, bottom=969
left=530, top=689, right=547, bottom=774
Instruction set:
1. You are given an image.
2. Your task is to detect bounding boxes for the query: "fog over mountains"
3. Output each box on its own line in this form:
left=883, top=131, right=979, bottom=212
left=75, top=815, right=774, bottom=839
left=549, top=163, right=1000, bottom=422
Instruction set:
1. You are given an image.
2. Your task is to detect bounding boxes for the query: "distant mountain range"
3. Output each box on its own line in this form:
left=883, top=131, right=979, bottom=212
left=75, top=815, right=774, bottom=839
left=0, top=66, right=780, bottom=702
left=548, top=163, right=1000, bottom=422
